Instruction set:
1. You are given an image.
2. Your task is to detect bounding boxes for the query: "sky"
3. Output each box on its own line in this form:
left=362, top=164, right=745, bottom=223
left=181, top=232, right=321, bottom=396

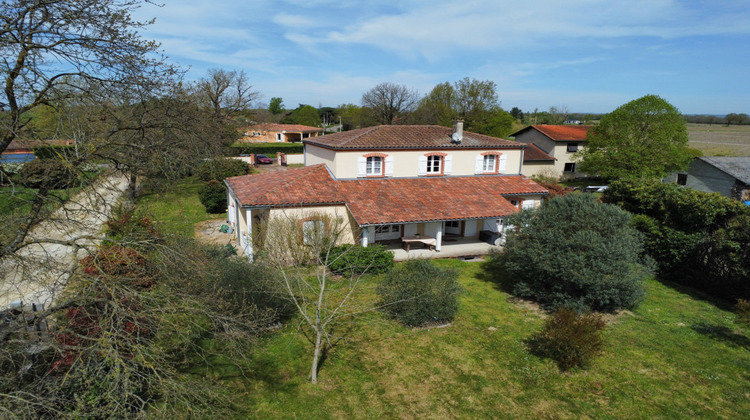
left=132, top=0, right=750, bottom=115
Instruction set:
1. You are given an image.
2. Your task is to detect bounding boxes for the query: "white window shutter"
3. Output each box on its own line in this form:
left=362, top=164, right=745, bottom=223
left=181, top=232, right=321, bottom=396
left=384, top=156, right=394, bottom=176
left=444, top=155, right=453, bottom=175
left=475, top=154, right=484, bottom=174
left=357, top=156, right=366, bottom=177
left=418, top=156, right=427, bottom=176
left=498, top=154, right=507, bottom=172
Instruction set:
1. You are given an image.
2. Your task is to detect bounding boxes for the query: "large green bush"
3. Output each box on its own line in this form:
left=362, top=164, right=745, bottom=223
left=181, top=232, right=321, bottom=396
left=377, top=259, right=462, bottom=327
left=527, top=307, right=606, bottom=371
left=326, top=244, right=394, bottom=274
left=603, top=180, right=750, bottom=300
left=17, top=158, right=77, bottom=189
left=498, top=193, right=648, bottom=312
left=198, top=180, right=227, bottom=214
left=196, top=158, right=253, bottom=182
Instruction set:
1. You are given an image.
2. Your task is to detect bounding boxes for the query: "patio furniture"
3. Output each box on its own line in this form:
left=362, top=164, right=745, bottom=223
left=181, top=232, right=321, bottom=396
left=401, top=236, right=437, bottom=251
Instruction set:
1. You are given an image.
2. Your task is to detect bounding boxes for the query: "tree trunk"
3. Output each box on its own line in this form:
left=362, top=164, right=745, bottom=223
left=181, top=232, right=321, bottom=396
left=128, top=173, right=137, bottom=200
left=310, top=311, right=323, bottom=384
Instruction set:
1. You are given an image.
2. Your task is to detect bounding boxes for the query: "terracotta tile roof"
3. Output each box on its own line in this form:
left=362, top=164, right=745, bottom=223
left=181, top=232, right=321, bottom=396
left=225, top=165, right=341, bottom=206
left=512, top=125, right=592, bottom=141
left=5, top=139, right=73, bottom=150
left=523, top=143, right=555, bottom=161
left=226, top=165, right=548, bottom=225
left=303, top=125, right=522, bottom=150
left=247, top=123, right=323, bottom=132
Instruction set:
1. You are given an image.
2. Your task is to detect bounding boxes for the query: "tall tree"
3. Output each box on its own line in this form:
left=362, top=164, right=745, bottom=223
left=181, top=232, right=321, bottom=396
left=577, top=95, right=699, bottom=180
left=268, top=97, right=285, bottom=115
left=281, top=104, right=321, bottom=127
left=361, top=82, right=419, bottom=125
left=192, top=69, right=259, bottom=146
left=416, top=78, right=514, bottom=137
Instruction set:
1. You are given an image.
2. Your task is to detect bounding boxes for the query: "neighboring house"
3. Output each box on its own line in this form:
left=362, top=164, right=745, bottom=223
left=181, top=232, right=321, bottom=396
left=511, top=124, right=591, bottom=179
left=664, top=156, right=750, bottom=202
left=239, top=123, right=323, bottom=143
left=225, top=123, right=549, bottom=260
left=1, top=139, right=73, bottom=163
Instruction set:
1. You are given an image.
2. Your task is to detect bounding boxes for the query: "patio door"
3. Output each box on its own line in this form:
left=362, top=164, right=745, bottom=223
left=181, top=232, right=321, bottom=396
left=375, top=224, right=401, bottom=241
left=444, top=220, right=462, bottom=236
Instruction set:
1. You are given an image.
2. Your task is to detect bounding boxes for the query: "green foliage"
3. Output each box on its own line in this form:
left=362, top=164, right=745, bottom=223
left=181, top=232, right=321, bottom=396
left=268, top=97, right=285, bottom=115
left=604, top=180, right=750, bottom=300
left=17, top=158, right=77, bottom=189
left=527, top=308, right=606, bottom=371
left=281, top=104, right=321, bottom=128
left=230, top=143, right=304, bottom=155
left=578, top=94, right=699, bottom=180
left=498, top=193, right=648, bottom=312
left=198, top=180, right=227, bottom=214
left=196, top=158, right=253, bottom=182
left=377, top=259, right=462, bottom=327
left=326, top=244, right=394, bottom=275
left=209, top=256, right=295, bottom=321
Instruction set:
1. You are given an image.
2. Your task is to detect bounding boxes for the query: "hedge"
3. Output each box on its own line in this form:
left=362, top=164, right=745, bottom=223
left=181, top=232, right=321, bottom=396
left=230, top=143, right=304, bottom=156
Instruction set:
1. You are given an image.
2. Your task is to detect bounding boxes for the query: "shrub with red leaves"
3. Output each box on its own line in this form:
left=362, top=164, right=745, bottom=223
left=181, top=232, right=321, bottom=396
left=80, top=245, right=152, bottom=286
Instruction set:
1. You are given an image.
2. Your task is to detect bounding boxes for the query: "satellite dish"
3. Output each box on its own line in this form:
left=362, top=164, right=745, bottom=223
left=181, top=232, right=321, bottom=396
left=451, top=132, right=462, bottom=143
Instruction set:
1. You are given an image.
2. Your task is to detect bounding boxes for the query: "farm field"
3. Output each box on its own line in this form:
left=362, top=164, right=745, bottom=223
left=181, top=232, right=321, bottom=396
left=686, top=123, right=750, bottom=156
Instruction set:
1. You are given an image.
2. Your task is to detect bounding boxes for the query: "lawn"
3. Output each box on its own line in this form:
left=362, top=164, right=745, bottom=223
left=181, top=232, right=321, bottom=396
left=198, top=260, right=749, bottom=419
left=135, top=176, right=225, bottom=236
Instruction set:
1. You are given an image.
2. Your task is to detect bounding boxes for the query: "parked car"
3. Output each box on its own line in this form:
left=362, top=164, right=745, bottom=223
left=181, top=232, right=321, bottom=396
left=582, top=185, right=608, bottom=193
left=255, top=154, right=273, bottom=164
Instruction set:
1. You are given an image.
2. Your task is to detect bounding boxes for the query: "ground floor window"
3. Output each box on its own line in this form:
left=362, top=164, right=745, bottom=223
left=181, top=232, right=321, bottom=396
left=564, top=162, right=576, bottom=173
left=677, top=173, right=688, bottom=185
left=302, top=219, right=326, bottom=245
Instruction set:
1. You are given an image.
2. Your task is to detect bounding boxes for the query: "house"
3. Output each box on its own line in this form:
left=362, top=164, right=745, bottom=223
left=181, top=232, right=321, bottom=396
left=664, top=156, right=750, bottom=202
left=511, top=124, right=591, bottom=179
left=225, top=123, right=549, bottom=260
left=239, top=123, right=323, bottom=143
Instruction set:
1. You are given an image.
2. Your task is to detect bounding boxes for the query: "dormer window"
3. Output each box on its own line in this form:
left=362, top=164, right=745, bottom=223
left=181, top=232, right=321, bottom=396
left=366, top=156, right=382, bottom=176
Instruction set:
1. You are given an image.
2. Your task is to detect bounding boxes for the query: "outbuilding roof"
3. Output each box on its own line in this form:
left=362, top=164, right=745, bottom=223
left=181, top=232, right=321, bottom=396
left=512, top=124, right=592, bottom=141
left=304, top=125, right=522, bottom=150
left=523, top=143, right=555, bottom=161
left=226, top=165, right=548, bottom=226
left=700, top=156, right=750, bottom=184
left=246, top=123, right=323, bottom=132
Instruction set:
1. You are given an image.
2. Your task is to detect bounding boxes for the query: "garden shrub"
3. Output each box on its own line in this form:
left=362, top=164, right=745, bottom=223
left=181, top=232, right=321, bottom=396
left=18, top=158, right=76, bottom=189
left=604, top=180, right=750, bottom=301
left=103, top=206, right=160, bottom=248
left=326, top=244, right=394, bottom=274
left=527, top=307, right=606, bottom=371
left=377, top=259, right=462, bottom=327
left=198, top=180, right=227, bottom=214
left=196, top=158, right=253, bottom=182
left=499, top=193, right=648, bottom=312
left=79, top=245, right=154, bottom=289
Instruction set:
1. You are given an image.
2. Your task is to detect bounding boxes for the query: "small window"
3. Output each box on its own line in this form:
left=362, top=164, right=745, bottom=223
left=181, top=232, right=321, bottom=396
left=303, top=133, right=310, bottom=138
left=483, top=155, right=497, bottom=173
left=276, top=133, right=283, bottom=142
left=567, top=143, right=578, bottom=153
left=445, top=220, right=460, bottom=228
left=427, top=155, right=442, bottom=174
left=564, top=162, right=576, bottom=173
left=677, top=173, right=688, bottom=186
left=366, top=156, right=383, bottom=176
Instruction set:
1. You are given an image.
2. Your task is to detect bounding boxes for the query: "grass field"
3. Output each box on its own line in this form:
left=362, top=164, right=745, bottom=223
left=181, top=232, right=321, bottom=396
left=687, top=123, right=750, bottom=156
left=192, top=260, right=749, bottom=419
left=135, top=176, right=225, bottom=236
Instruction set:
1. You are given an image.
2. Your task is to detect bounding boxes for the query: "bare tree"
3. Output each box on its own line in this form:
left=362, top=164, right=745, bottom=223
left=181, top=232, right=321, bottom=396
left=260, top=210, right=386, bottom=384
left=361, top=82, right=419, bottom=125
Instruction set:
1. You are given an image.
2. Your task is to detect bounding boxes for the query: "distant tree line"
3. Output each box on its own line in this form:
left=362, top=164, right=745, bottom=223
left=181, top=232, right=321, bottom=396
left=683, top=113, right=750, bottom=125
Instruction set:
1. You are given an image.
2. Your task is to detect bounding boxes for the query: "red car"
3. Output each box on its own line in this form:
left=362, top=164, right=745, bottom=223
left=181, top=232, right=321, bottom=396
left=255, top=154, right=273, bottom=164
